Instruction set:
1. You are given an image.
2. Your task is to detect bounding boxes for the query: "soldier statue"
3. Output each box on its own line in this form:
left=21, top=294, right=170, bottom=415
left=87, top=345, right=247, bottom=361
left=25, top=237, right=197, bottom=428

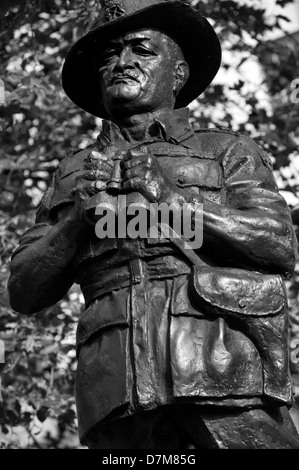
left=8, top=0, right=299, bottom=449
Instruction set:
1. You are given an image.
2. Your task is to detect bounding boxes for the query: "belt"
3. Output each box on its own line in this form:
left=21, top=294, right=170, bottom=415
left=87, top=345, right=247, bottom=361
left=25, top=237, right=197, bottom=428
left=81, top=256, right=191, bottom=307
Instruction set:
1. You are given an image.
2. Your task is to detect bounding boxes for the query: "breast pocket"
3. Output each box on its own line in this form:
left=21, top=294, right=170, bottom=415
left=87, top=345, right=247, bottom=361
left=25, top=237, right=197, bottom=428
left=172, top=158, right=224, bottom=204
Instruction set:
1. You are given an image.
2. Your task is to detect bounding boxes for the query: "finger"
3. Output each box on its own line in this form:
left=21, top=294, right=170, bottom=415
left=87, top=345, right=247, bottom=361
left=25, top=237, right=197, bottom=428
left=84, top=151, right=113, bottom=169
left=96, top=170, right=111, bottom=181
left=83, top=169, right=111, bottom=181
left=75, top=179, right=106, bottom=196
left=84, top=160, right=113, bottom=172
left=93, top=180, right=106, bottom=191
left=123, top=177, right=142, bottom=191
left=74, top=170, right=95, bottom=182
left=89, top=150, right=108, bottom=161
left=122, top=156, right=151, bottom=171
left=83, top=150, right=105, bottom=166
left=123, top=163, right=153, bottom=181
left=122, top=149, right=149, bottom=164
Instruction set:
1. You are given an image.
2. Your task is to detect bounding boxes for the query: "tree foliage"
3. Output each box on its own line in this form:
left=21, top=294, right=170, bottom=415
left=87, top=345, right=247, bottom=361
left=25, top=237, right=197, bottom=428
left=0, top=0, right=299, bottom=448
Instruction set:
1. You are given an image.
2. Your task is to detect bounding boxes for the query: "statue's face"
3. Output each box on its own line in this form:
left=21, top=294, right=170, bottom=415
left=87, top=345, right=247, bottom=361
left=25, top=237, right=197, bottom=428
left=98, top=29, right=180, bottom=118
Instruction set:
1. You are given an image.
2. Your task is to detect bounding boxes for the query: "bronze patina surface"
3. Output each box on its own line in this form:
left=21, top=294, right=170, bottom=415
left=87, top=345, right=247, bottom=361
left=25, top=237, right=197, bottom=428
left=8, top=0, right=299, bottom=449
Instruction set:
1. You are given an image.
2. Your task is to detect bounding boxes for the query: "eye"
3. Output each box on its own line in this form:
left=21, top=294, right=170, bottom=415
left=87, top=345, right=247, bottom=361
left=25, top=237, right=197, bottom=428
left=132, top=45, right=157, bottom=56
left=99, top=48, right=119, bottom=66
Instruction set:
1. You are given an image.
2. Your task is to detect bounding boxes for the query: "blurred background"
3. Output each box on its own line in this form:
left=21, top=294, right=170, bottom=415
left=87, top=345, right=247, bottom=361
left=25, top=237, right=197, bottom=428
left=0, top=0, right=299, bottom=448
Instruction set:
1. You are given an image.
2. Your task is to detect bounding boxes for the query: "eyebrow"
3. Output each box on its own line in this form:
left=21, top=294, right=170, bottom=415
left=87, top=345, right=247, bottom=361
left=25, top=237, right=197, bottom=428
left=124, top=36, right=152, bottom=43
left=104, top=36, right=153, bottom=48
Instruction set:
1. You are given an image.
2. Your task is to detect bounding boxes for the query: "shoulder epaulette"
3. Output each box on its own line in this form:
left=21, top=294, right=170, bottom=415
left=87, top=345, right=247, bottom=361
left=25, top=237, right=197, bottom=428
left=194, top=126, right=240, bottom=137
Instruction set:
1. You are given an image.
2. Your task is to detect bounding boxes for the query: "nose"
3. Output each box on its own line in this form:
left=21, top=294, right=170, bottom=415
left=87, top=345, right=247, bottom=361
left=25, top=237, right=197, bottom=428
left=114, top=47, right=135, bottom=71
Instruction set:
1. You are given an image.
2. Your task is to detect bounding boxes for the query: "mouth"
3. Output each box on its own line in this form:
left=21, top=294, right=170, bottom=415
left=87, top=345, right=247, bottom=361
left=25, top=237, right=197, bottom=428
left=110, top=73, right=140, bottom=85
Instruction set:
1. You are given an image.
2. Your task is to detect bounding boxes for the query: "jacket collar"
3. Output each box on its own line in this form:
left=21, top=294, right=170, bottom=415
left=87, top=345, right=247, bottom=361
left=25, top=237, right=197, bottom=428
left=97, top=107, right=194, bottom=147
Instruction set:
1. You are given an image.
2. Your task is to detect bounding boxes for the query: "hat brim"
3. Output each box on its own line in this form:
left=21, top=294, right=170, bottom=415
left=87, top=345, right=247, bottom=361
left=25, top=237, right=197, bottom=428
left=62, top=1, right=221, bottom=118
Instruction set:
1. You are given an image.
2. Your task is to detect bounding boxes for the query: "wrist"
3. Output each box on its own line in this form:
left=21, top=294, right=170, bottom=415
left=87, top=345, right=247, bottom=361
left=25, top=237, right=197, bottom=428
left=161, top=186, right=203, bottom=207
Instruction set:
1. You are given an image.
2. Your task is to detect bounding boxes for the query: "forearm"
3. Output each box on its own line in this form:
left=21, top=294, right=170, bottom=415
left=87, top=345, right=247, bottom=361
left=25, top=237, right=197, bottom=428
left=202, top=199, right=296, bottom=275
left=8, top=215, right=90, bottom=314
left=164, top=188, right=296, bottom=275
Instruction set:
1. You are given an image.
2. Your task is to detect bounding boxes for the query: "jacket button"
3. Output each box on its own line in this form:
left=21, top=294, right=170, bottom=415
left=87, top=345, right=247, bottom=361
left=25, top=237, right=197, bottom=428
left=238, top=299, right=247, bottom=309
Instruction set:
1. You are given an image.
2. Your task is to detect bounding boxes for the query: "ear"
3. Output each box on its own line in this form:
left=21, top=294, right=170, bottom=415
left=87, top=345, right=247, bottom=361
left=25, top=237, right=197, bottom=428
left=173, top=60, right=190, bottom=96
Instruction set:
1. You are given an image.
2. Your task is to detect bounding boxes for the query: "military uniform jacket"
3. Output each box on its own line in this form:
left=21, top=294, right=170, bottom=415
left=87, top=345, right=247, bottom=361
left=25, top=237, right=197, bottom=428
left=12, top=108, right=297, bottom=443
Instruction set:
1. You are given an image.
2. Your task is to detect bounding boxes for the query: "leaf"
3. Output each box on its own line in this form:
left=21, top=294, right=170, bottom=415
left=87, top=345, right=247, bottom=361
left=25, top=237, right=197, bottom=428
left=25, top=335, right=35, bottom=353
left=36, top=406, right=49, bottom=423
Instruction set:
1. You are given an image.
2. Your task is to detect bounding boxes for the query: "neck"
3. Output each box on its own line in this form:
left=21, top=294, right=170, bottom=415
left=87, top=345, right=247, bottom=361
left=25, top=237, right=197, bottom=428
left=110, top=108, right=172, bottom=142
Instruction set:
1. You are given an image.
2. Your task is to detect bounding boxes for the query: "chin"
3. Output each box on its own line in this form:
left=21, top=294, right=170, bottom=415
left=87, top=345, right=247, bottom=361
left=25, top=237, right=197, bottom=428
left=111, top=83, right=141, bottom=99
left=106, top=92, right=143, bottom=114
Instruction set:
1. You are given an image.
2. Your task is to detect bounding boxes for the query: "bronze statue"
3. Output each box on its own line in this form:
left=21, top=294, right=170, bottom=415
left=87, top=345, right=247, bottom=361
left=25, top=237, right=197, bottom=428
left=8, top=0, right=299, bottom=449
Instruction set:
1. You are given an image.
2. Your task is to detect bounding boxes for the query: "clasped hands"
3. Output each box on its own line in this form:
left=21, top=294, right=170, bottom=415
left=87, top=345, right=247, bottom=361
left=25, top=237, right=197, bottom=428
left=78, top=147, right=178, bottom=204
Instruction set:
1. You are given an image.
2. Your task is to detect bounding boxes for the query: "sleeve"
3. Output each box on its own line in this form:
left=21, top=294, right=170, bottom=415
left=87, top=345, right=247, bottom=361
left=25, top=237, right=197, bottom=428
left=202, top=134, right=297, bottom=277
left=11, top=146, right=83, bottom=261
left=11, top=183, right=55, bottom=261
left=8, top=163, right=79, bottom=314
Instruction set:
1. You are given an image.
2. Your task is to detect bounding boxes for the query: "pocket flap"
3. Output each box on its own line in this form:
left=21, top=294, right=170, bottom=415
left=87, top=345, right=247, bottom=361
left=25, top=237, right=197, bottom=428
left=191, top=267, right=286, bottom=317
left=76, top=289, right=129, bottom=349
left=174, top=160, right=222, bottom=189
